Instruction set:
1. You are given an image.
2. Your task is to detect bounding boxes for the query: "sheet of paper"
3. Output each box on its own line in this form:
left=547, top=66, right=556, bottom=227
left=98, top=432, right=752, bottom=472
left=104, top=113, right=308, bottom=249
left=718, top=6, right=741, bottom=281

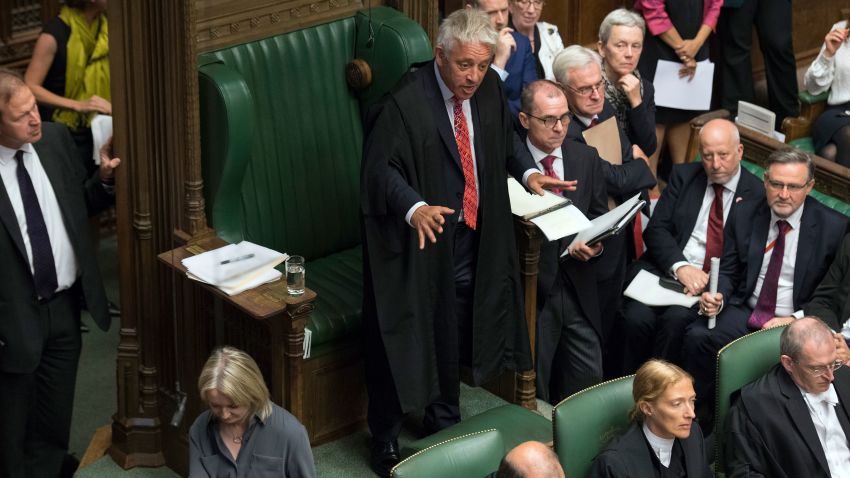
left=653, top=59, right=715, bottom=111
left=624, top=269, right=700, bottom=308
left=582, top=116, right=622, bottom=164
left=188, top=267, right=282, bottom=296
left=507, top=177, right=568, bottom=219
left=530, top=204, right=592, bottom=241
left=90, top=114, right=113, bottom=166
left=567, top=193, right=641, bottom=251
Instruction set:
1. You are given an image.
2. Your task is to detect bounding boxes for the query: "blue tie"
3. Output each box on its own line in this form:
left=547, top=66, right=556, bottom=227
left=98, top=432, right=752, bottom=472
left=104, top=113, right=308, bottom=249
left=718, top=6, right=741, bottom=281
left=14, top=150, right=58, bottom=300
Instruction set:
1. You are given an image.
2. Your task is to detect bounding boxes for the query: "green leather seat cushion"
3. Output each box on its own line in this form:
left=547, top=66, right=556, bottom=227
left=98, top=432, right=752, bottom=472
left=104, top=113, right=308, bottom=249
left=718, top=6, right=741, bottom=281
left=402, top=404, right=551, bottom=458
left=392, top=429, right=504, bottom=478
left=788, top=137, right=814, bottom=153
left=305, top=246, right=362, bottom=350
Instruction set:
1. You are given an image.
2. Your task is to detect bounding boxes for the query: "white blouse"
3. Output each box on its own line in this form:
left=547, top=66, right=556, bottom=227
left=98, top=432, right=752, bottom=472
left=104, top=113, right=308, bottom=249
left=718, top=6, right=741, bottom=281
left=804, top=20, right=850, bottom=106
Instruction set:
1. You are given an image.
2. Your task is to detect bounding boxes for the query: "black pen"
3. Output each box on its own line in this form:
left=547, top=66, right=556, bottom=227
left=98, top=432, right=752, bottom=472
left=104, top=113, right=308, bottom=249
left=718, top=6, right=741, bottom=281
left=220, top=253, right=255, bottom=265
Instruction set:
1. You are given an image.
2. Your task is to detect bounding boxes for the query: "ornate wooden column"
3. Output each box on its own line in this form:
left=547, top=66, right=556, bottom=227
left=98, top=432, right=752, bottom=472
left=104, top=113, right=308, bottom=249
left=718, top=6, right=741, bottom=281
left=108, top=0, right=205, bottom=468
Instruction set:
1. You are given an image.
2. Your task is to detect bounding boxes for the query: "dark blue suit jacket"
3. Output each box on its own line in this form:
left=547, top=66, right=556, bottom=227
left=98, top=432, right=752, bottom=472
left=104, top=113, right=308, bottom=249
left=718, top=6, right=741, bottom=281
left=502, top=31, right=537, bottom=116
left=643, top=162, right=764, bottom=275
left=718, top=196, right=850, bottom=309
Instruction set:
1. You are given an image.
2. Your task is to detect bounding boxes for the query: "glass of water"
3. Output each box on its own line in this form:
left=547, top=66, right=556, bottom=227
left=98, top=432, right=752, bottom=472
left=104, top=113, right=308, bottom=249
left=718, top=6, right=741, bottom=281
left=286, top=255, right=306, bottom=296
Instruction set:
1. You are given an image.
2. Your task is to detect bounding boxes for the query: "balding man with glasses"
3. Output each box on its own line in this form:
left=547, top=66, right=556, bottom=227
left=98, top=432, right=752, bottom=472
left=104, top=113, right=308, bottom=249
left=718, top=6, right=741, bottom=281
left=726, top=317, right=850, bottom=478
left=685, top=149, right=850, bottom=434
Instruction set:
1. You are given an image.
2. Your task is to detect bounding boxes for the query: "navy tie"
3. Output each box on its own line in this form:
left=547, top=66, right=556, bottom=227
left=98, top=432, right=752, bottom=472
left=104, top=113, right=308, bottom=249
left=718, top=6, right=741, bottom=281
left=14, top=150, right=58, bottom=300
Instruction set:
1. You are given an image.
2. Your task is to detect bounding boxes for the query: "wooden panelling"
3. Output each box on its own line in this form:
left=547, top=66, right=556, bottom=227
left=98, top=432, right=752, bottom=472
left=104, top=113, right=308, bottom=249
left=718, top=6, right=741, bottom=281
left=194, top=0, right=384, bottom=52
left=543, top=0, right=628, bottom=47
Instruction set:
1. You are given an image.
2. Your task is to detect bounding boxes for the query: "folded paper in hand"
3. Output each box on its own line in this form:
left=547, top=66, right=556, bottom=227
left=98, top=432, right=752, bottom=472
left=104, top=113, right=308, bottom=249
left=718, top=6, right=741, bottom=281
left=565, top=193, right=644, bottom=254
left=507, top=177, right=591, bottom=241
left=623, top=269, right=700, bottom=308
left=90, top=114, right=112, bottom=166
left=181, top=241, right=287, bottom=296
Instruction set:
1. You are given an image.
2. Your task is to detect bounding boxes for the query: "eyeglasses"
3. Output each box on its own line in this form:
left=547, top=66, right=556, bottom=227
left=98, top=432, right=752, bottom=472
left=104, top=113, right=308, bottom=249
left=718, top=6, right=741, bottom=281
left=513, top=0, right=545, bottom=10
left=566, top=80, right=604, bottom=97
left=792, top=358, right=845, bottom=377
left=524, top=112, right=569, bottom=129
left=765, top=178, right=811, bottom=192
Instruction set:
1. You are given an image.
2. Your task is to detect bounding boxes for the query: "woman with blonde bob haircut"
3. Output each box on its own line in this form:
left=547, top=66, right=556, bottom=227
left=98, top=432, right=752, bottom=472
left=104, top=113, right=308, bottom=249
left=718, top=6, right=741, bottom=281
left=188, top=346, right=316, bottom=477
left=589, top=360, right=711, bottom=477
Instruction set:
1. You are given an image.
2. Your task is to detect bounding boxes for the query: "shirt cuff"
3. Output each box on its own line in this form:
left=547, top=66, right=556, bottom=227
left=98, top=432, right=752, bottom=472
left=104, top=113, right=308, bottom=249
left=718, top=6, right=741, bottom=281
left=670, top=261, right=691, bottom=279
left=490, top=64, right=509, bottom=82
left=792, top=310, right=805, bottom=320
left=405, top=201, right=427, bottom=227
left=521, top=168, right=538, bottom=188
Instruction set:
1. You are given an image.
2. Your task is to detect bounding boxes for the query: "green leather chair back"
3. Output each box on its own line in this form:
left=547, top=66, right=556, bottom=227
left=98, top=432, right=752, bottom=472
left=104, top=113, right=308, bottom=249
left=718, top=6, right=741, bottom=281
left=392, top=429, right=504, bottom=478
left=714, top=325, right=786, bottom=474
left=552, top=375, right=635, bottom=478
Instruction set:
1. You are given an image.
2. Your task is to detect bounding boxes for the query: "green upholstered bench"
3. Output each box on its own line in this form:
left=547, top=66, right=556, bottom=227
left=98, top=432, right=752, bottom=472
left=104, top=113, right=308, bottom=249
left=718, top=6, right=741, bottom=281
left=552, top=375, right=635, bottom=478
left=392, top=429, right=505, bottom=478
left=782, top=89, right=830, bottom=150
left=197, top=6, right=432, bottom=444
left=714, top=326, right=786, bottom=477
left=401, top=404, right=552, bottom=459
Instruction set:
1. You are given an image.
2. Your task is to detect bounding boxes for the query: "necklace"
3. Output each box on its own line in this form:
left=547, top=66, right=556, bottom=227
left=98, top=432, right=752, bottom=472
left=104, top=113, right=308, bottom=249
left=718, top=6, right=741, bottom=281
left=222, top=425, right=245, bottom=444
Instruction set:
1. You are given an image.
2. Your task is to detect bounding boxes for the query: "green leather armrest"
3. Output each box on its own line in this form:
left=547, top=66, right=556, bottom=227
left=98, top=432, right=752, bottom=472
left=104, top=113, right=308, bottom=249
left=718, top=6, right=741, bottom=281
left=800, top=90, right=830, bottom=105
left=198, top=57, right=254, bottom=243
left=355, top=6, right=433, bottom=111
left=392, top=429, right=504, bottom=478
left=715, top=326, right=785, bottom=473
left=553, top=375, right=634, bottom=478
left=403, top=404, right=551, bottom=457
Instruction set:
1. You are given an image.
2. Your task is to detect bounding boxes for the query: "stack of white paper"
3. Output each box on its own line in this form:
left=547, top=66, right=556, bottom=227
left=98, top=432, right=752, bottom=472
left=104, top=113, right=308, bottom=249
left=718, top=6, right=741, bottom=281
left=182, top=241, right=287, bottom=296
left=507, top=178, right=592, bottom=240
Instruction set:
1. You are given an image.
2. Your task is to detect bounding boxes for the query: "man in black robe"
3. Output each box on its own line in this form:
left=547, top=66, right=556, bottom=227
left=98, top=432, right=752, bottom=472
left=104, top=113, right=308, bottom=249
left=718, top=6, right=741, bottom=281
left=725, top=317, right=850, bottom=477
left=360, top=9, right=570, bottom=477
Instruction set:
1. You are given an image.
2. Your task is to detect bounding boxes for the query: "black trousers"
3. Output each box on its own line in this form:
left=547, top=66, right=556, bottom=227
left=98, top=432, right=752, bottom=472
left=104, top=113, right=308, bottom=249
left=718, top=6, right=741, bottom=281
left=719, top=0, right=799, bottom=127
left=682, top=304, right=752, bottom=434
left=0, top=290, right=81, bottom=478
left=366, top=222, right=476, bottom=443
left=621, top=300, right=699, bottom=374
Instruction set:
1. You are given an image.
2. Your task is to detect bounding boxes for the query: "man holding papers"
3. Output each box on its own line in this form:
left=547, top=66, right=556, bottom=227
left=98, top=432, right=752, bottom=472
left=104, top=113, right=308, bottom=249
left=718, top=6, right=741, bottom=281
left=552, top=45, right=656, bottom=364
left=685, top=149, right=850, bottom=433
left=620, top=119, right=763, bottom=374
left=518, top=79, right=609, bottom=402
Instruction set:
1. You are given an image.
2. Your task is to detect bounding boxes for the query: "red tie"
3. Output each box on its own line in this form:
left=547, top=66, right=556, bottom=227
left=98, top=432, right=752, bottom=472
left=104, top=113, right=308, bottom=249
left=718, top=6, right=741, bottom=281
left=589, top=117, right=599, bottom=127
left=703, top=183, right=725, bottom=272
left=748, top=220, right=791, bottom=330
left=540, top=155, right=562, bottom=195
left=452, top=97, right=477, bottom=230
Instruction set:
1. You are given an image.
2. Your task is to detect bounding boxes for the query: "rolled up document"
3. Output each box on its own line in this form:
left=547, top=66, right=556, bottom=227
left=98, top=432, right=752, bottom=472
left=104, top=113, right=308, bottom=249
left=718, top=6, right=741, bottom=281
left=708, top=257, right=719, bottom=329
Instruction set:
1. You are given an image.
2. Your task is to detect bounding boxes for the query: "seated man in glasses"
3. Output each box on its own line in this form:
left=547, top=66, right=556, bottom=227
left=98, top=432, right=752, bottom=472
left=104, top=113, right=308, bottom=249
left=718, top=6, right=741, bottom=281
left=687, top=149, right=849, bottom=434
left=726, top=317, right=850, bottom=477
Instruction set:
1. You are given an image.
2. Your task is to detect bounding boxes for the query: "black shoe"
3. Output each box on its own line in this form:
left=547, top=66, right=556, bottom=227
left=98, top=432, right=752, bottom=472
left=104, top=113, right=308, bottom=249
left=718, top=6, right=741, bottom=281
left=370, top=439, right=400, bottom=477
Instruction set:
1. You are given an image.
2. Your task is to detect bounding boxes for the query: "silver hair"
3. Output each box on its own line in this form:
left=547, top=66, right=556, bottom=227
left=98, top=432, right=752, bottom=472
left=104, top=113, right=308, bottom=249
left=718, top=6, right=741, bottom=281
left=766, top=148, right=815, bottom=182
left=552, top=45, right=602, bottom=86
left=598, top=8, right=646, bottom=44
left=437, top=8, right=498, bottom=58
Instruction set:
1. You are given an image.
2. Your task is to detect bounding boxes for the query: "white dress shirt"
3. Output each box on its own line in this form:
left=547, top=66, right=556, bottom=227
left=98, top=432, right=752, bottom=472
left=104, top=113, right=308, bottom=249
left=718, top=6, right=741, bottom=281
left=800, top=384, right=850, bottom=478
left=527, top=139, right=564, bottom=180
left=747, top=205, right=804, bottom=317
left=0, top=143, right=79, bottom=296
left=642, top=422, right=674, bottom=468
left=671, top=167, right=742, bottom=275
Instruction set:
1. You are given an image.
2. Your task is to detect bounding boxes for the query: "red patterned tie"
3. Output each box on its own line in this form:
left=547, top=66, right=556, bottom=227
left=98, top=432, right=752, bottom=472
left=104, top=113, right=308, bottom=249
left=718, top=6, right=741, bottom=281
left=747, top=220, right=791, bottom=330
left=703, top=183, right=725, bottom=272
left=589, top=117, right=599, bottom=127
left=540, top=155, right=562, bottom=195
left=452, top=97, right=478, bottom=229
